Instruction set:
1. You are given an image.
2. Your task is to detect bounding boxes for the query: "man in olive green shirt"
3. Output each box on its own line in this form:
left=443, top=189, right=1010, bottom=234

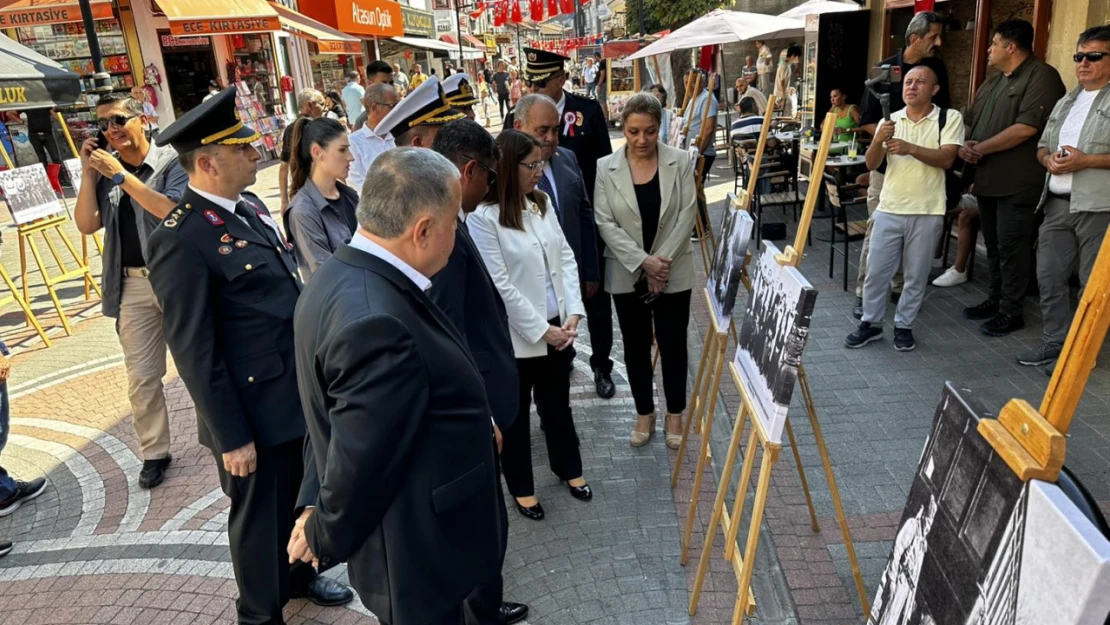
left=957, top=19, right=1064, bottom=337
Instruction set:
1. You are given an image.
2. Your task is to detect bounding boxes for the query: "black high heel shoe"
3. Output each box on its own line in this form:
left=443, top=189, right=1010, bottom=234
left=515, top=501, right=545, bottom=521
left=567, top=482, right=593, bottom=501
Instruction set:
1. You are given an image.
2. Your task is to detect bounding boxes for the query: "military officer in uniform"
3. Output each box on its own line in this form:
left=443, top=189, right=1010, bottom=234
left=504, top=48, right=617, bottom=399
left=146, top=88, right=353, bottom=625
left=442, top=73, right=482, bottom=120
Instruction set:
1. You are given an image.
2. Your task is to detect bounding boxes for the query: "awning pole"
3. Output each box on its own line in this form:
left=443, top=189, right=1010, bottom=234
left=79, top=0, right=112, bottom=93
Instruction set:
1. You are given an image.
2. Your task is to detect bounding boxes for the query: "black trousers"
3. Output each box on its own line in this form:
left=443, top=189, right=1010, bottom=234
left=212, top=438, right=316, bottom=625
left=695, top=154, right=716, bottom=235
left=613, top=289, right=692, bottom=415
left=977, top=188, right=1041, bottom=316
left=583, top=233, right=613, bottom=374
left=502, top=329, right=583, bottom=498
left=463, top=439, right=509, bottom=625
left=497, top=93, right=510, bottom=120
left=28, top=130, right=68, bottom=183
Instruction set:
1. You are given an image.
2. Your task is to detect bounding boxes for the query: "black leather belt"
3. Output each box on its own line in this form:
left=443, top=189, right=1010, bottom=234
left=1050, top=192, right=1071, bottom=201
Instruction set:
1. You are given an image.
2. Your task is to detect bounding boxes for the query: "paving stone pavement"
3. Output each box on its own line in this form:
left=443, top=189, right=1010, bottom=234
left=0, top=135, right=1107, bottom=625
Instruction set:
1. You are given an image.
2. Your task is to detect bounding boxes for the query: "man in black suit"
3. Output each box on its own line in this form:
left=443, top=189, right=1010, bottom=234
left=287, top=148, right=502, bottom=625
left=505, top=47, right=616, bottom=398
left=428, top=119, right=529, bottom=625
left=146, top=88, right=352, bottom=625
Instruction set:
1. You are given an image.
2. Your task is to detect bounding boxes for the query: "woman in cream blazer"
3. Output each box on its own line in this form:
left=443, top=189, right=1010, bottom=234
left=468, top=130, right=592, bottom=522
left=594, top=93, right=697, bottom=450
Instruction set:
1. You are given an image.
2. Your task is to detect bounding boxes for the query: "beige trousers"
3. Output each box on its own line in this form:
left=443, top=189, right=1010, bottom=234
left=117, top=275, right=171, bottom=460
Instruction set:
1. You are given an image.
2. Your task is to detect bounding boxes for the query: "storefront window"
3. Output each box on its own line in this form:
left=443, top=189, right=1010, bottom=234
left=230, top=34, right=284, bottom=159
left=309, top=49, right=357, bottom=94
left=158, top=31, right=219, bottom=119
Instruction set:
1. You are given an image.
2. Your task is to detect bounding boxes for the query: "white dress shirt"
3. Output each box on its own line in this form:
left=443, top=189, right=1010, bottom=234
left=556, top=91, right=566, bottom=115
left=347, top=231, right=431, bottom=291
left=348, top=125, right=396, bottom=196
left=189, top=185, right=244, bottom=220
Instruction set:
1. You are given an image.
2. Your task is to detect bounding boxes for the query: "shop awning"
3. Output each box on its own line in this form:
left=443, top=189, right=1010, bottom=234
left=462, top=34, right=487, bottom=50
left=393, top=35, right=483, bottom=59
left=270, top=3, right=360, bottom=54
left=0, top=0, right=112, bottom=27
left=157, top=0, right=281, bottom=37
left=0, top=33, right=80, bottom=111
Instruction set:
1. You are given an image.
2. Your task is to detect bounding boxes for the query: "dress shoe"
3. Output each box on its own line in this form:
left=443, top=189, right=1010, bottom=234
left=630, top=413, right=655, bottom=447
left=501, top=602, right=529, bottom=624
left=292, top=575, right=354, bottom=606
left=567, top=482, right=593, bottom=501
left=515, top=501, right=545, bottom=521
left=138, top=455, right=172, bottom=489
left=664, top=413, right=683, bottom=450
left=979, top=312, right=1024, bottom=337
left=963, top=299, right=999, bottom=320
left=594, top=369, right=616, bottom=399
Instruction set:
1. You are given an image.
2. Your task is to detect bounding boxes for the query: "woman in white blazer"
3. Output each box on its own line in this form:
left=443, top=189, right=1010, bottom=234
left=468, top=130, right=592, bottom=521
left=594, top=93, right=697, bottom=450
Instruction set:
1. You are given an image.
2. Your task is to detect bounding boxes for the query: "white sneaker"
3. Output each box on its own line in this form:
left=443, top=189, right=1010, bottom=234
left=932, top=266, right=967, bottom=287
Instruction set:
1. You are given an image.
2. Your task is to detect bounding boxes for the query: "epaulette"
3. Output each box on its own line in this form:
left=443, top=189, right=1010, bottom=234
left=161, top=203, right=193, bottom=230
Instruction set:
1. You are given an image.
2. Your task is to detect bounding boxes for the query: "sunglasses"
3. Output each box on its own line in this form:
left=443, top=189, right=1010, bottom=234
left=525, top=79, right=548, bottom=88
left=1074, top=52, right=1108, bottom=63
left=97, top=114, right=139, bottom=132
left=475, top=160, right=497, bottom=187
left=519, top=160, right=546, bottom=171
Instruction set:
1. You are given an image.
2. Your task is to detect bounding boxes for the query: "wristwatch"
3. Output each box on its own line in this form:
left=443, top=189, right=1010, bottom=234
left=111, top=171, right=126, bottom=186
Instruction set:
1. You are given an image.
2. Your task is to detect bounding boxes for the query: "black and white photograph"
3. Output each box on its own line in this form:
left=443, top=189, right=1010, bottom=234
left=0, top=164, right=63, bottom=225
left=707, top=200, right=754, bottom=330
left=869, top=383, right=1110, bottom=625
left=64, top=158, right=83, bottom=195
left=733, top=242, right=818, bottom=443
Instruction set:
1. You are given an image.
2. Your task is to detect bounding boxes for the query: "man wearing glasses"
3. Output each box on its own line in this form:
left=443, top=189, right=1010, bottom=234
left=1025, top=25, right=1110, bottom=375
left=348, top=83, right=400, bottom=194
left=279, top=88, right=325, bottom=212
left=504, top=48, right=617, bottom=399
left=74, top=92, right=188, bottom=489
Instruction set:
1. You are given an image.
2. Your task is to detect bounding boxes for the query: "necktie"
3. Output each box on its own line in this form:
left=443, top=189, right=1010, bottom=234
left=235, top=201, right=271, bottom=241
left=536, top=170, right=559, bottom=217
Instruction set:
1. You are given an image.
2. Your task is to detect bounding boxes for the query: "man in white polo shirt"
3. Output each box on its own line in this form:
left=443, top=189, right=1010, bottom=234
left=846, top=65, right=963, bottom=352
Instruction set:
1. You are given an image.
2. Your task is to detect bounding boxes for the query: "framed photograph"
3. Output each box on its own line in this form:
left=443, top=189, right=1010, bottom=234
left=707, top=200, right=755, bottom=330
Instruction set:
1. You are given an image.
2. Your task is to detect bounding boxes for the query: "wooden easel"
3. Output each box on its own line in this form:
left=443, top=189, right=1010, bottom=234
left=682, top=111, right=871, bottom=621
left=0, top=144, right=53, bottom=347
left=978, top=226, right=1110, bottom=482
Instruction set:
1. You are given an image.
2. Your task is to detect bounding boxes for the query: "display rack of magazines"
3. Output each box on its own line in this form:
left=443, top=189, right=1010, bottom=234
left=235, top=82, right=283, bottom=159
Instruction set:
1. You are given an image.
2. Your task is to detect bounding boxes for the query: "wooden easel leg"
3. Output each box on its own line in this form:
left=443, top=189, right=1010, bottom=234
left=724, top=425, right=758, bottom=562
left=26, top=236, right=73, bottom=336
left=733, top=444, right=780, bottom=624
left=694, top=212, right=711, bottom=277
left=18, top=234, right=29, bottom=328
left=797, top=365, right=871, bottom=616
left=92, top=233, right=104, bottom=255
left=0, top=266, right=51, bottom=347
left=55, top=225, right=101, bottom=299
left=688, top=406, right=752, bottom=615
left=673, top=326, right=715, bottom=489
left=784, top=418, right=821, bottom=533
left=679, top=335, right=727, bottom=566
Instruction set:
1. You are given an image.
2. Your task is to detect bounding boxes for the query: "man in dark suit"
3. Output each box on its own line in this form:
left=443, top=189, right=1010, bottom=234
left=146, top=88, right=352, bottom=625
left=504, top=48, right=616, bottom=398
left=428, top=119, right=529, bottom=625
left=287, top=148, right=502, bottom=625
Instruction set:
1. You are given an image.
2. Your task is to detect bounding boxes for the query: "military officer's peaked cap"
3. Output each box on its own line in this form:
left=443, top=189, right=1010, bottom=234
left=155, top=87, right=260, bottom=154
left=523, top=48, right=569, bottom=83
left=442, top=73, right=480, bottom=107
left=375, top=75, right=464, bottom=139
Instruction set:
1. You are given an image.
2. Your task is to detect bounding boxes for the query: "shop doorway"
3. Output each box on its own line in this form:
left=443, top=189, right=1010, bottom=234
left=158, top=31, right=218, bottom=118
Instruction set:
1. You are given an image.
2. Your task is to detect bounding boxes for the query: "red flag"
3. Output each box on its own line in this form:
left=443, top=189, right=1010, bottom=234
left=913, top=0, right=935, bottom=11
left=510, top=0, right=522, bottom=23
left=559, top=0, right=573, bottom=16
left=528, top=0, right=543, bottom=21
left=467, top=1, right=486, bottom=18
left=493, top=0, right=506, bottom=26
left=547, top=0, right=560, bottom=17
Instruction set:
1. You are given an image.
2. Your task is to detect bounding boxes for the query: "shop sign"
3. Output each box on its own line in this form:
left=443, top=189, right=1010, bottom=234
left=0, top=2, right=113, bottom=28
left=401, top=6, right=434, bottom=37
left=160, top=33, right=212, bottom=48
left=170, top=16, right=281, bottom=36
left=317, top=39, right=362, bottom=54
left=494, top=33, right=512, bottom=44
left=485, top=35, right=497, bottom=49
left=337, top=0, right=404, bottom=38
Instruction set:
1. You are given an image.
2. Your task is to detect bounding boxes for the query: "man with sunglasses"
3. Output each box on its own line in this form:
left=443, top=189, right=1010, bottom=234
left=348, top=82, right=400, bottom=194
left=504, top=47, right=616, bottom=399
left=74, top=92, right=188, bottom=490
left=957, top=19, right=1064, bottom=339
left=428, top=119, right=530, bottom=625
left=279, top=88, right=325, bottom=213
left=1023, top=25, right=1110, bottom=375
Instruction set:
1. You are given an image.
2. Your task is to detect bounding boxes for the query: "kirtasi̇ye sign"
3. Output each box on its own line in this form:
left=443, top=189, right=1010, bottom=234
left=401, top=5, right=434, bottom=37
left=0, top=2, right=113, bottom=27
left=170, top=16, right=281, bottom=36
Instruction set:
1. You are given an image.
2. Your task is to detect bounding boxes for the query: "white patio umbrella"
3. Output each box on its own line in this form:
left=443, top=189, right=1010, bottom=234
left=778, top=0, right=861, bottom=20
left=626, top=9, right=804, bottom=61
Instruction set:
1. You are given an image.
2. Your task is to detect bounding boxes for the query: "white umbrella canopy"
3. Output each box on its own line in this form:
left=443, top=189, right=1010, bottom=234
left=778, top=0, right=861, bottom=19
left=626, top=9, right=804, bottom=61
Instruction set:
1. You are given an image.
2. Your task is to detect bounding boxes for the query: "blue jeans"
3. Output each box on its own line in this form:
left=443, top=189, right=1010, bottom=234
left=0, top=339, right=15, bottom=500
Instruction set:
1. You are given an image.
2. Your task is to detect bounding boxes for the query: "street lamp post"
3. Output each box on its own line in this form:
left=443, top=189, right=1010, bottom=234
left=454, top=0, right=466, bottom=71
left=79, top=0, right=112, bottom=92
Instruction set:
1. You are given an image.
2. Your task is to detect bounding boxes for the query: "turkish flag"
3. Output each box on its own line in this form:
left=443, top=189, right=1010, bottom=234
left=547, top=0, right=560, bottom=17
left=510, top=0, right=522, bottom=23
left=493, top=0, right=506, bottom=26
left=529, top=0, right=543, bottom=22
left=914, top=0, right=935, bottom=11
left=559, top=0, right=573, bottom=15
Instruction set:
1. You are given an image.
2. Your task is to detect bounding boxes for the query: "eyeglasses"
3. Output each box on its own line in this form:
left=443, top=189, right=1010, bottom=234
left=525, top=79, right=548, bottom=89
left=1074, top=52, right=1108, bottom=63
left=519, top=160, right=546, bottom=171
left=475, top=160, right=497, bottom=187
left=97, top=114, right=139, bottom=132
left=372, top=101, right=397, bottom=109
